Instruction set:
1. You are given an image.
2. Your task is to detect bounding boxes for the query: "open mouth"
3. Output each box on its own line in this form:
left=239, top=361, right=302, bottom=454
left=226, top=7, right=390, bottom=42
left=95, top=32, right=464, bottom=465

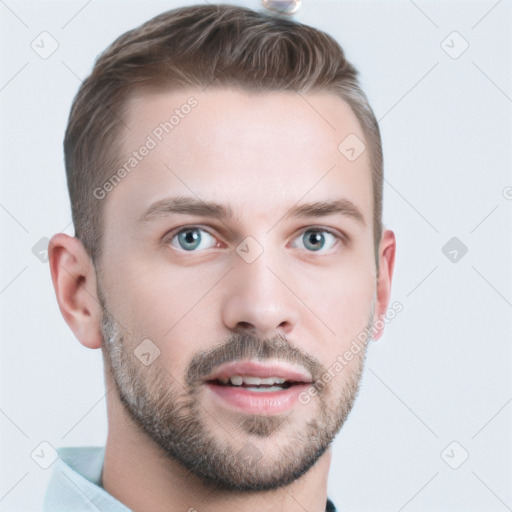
left=203, top=360, right=314, bottom=413
left=206, top=375, right=301, bottom=392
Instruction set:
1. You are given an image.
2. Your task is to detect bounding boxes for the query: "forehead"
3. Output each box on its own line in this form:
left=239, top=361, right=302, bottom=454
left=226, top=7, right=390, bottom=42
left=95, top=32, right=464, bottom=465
left=104, top=87, right=373, bottom=229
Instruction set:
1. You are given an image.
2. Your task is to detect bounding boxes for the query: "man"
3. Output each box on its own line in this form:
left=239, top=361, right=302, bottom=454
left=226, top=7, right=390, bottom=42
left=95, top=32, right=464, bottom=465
left=47, top=3, right=395, bottom=511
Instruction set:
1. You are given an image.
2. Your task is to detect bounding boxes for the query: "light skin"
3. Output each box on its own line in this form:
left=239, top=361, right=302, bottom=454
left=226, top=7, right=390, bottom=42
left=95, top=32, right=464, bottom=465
left=49, top=88, right=395, bottom=512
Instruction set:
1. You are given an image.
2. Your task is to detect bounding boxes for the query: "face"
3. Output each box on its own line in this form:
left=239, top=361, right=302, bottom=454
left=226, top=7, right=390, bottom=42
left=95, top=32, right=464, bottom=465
left=97, top=88, right=378, bottom=491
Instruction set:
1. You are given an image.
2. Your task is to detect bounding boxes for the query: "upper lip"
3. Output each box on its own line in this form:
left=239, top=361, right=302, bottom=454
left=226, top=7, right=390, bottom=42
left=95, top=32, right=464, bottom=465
left=204, top=360, right=313, bottom=383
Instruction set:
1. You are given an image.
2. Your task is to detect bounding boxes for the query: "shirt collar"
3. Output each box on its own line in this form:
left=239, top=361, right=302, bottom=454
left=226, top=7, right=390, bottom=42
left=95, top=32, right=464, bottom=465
left=43, top=446, right=131, bottom=512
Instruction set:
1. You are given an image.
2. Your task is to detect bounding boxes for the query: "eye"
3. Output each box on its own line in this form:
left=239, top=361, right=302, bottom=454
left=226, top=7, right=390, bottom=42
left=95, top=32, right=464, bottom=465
left=168, top=227, right=218, bottom=252
left=291, top=228, right=340, bottom=253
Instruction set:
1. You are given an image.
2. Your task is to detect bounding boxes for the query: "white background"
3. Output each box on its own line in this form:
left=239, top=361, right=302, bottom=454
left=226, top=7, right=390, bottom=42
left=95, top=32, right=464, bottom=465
left=1, top=1, right=511, bottom=510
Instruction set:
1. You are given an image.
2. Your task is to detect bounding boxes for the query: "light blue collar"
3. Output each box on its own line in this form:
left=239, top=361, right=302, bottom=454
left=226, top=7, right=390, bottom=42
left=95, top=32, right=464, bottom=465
left=43, top=446, right=131, bottom=511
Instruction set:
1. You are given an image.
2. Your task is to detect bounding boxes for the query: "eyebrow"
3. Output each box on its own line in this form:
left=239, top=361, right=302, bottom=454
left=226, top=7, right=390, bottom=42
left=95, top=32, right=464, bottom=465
left=137, top=196, right=366, bottom=226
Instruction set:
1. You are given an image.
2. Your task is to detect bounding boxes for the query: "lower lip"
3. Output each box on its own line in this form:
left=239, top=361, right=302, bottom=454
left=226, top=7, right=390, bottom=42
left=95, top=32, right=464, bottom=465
left=205, top=382, right=311, bottom=414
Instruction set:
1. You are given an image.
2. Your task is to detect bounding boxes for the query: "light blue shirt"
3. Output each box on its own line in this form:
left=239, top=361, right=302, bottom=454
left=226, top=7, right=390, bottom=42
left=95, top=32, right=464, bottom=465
left=43, top=446, right=131, bottom=511
left=44, top=446, right=337, bottom=511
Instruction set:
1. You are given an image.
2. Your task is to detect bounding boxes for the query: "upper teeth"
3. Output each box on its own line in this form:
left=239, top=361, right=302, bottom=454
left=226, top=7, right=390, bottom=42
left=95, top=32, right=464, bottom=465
left=218, top=376, right=287, bottom=386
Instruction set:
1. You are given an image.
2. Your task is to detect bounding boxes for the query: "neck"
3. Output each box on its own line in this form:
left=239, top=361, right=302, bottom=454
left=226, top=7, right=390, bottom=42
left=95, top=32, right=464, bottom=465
left=102, top=390, right=332, bottom=512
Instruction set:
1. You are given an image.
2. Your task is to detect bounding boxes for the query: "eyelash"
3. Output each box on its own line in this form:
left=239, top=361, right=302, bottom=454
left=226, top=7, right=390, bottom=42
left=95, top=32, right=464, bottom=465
left=163, top=225, right=347, bottom=253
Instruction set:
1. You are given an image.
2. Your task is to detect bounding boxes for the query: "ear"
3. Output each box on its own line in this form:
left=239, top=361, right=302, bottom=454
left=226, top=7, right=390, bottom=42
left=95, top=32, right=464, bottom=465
left=372, top=229, right=396, bottom=341
left=48, top=233, right=103, bottom=349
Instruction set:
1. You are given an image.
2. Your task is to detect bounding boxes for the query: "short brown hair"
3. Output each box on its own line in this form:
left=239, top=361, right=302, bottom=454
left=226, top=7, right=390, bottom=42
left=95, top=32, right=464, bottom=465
left=64, top=3, right=383, bottom=265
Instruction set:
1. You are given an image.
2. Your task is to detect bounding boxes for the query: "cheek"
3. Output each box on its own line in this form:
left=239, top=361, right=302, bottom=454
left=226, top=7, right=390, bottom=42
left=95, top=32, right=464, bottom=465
left=314, top=284, right=373, bottom=397
left=299, top=261, right=375, bottom=365
left=103, top=258, right=220, bottom=358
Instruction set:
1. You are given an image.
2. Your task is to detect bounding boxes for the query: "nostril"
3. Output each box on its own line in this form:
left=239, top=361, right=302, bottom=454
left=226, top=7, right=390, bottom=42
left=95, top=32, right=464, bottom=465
left=235, top=322, right=254, bottom=331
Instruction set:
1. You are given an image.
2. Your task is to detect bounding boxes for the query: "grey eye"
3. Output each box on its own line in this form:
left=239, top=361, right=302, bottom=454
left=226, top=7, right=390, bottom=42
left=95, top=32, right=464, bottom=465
left=171, top=228, right=216, bottom=251
left=292, top=229, right=337, bottom=252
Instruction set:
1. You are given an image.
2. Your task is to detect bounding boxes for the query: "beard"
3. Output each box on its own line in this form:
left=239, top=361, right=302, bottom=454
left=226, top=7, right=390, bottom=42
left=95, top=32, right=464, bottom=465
left=99, top=292, right=374, bottom=492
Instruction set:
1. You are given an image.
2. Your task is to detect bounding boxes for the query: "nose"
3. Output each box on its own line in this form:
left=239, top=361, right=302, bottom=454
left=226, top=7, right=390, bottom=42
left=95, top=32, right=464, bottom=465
left=220, top=248, right=300, bottom=339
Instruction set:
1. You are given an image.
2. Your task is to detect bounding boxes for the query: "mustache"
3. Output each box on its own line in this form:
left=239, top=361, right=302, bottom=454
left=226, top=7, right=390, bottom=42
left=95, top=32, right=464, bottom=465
left=185, top=329, right=324, bottom=387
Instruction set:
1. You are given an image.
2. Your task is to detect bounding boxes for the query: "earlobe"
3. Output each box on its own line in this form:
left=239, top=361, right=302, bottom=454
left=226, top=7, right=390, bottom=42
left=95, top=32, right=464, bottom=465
left=372, top=229, right=396, bottom=341
left=48, top=233, right=103, bottom=349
